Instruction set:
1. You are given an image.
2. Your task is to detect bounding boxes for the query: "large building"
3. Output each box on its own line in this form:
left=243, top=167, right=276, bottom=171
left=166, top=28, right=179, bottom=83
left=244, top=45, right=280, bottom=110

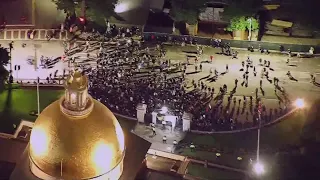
left=0, top=0, right=164, bottom=29
left=9, top=71, right=151, bottom=180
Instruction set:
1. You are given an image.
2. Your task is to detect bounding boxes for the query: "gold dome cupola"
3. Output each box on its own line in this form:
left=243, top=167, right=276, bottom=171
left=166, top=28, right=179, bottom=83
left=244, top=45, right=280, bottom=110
left=61, top=71, right=93, bottom=117
left=28, top=70, right=126, bottom=180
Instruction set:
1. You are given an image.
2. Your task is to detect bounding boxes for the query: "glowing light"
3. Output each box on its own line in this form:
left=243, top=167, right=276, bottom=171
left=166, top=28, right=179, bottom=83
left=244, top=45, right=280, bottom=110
left=161, top=106, right=168, bottom=114
left=253, top=162, right=265, bottom=175
left=79, top=17, right=85, bottom=23
left=30, top=127, right=49, bottom=157
left=70, top=93, right=76, bottom=102
left=115, top=123, right=125, bottom=152
left=294, top=98, right=305, bottom=109
left=114, top=3, right=129, bottom=13
left=91, top=140, right=113, bottom=172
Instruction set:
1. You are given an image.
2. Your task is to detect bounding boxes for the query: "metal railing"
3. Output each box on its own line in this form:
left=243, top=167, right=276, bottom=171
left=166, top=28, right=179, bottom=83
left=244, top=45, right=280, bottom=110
left=0, top=29, right=69, bottom=41
left=143, top=32, right=320, bottom=53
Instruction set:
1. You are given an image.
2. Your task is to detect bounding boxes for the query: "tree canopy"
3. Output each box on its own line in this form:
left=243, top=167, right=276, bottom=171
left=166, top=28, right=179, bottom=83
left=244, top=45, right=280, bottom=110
left=0, top=47, right=9, bottom=92
left=52, top=0, right=117, bottom=25
left=169, top=0, right=207, bottom=25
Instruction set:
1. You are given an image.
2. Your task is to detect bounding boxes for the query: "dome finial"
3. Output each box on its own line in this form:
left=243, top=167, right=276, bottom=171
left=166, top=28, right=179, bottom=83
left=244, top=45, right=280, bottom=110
left=61, top=71, right=92, bottom=117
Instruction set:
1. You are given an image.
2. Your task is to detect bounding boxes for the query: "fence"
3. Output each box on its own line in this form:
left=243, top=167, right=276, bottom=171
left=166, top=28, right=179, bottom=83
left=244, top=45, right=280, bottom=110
left=0, top=29, right=69, bottom=41
left=143, top=32, right=320, bottom=53
left=2, top=28, right=318, bottom=53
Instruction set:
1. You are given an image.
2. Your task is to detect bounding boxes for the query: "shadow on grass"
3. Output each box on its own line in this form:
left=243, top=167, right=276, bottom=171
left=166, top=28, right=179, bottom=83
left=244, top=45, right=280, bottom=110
left=0, top=84, right=18, bottom=134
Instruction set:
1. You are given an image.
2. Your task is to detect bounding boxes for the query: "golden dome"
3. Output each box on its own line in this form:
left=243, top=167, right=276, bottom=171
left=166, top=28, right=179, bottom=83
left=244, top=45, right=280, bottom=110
left=29, top=72, right=125, bottom=179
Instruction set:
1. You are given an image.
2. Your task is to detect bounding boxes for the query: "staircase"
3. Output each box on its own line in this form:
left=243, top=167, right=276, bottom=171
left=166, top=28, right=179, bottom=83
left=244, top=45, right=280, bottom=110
left=177, top=158, right=190, bottom=175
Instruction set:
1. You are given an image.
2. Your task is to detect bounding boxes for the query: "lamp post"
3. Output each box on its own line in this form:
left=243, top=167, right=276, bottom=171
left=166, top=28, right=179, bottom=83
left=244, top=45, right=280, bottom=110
left=247, top=18, right=252, bottom=41
left=34, top=45, right=40, bottom=115
left=257, top=100, right=262, bottom=162
left=8, top=42, right=14, bottom=83
left=253, top=100, right=265, bottom=177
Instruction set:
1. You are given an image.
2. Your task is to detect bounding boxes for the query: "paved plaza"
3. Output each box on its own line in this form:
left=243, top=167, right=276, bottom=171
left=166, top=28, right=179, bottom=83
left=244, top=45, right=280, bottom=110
left=166, top=45, right=320, bottom=103
left=2, top=40, right=320, bottom=110
left=2, top=40, right=66, bottom=80
left=2, top=40, right=320, bottom=150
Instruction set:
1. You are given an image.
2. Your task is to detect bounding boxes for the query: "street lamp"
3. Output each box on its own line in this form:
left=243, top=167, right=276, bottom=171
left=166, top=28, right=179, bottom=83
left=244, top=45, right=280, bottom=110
left=294, top=98, right=305, bottom=109
left=247, top=18, right=252, bottom=41
left=253, top=161, right=265, bottom=175
left=256, top=100, right=262, bottom=169
left=114, top=3, right=129, bottom=13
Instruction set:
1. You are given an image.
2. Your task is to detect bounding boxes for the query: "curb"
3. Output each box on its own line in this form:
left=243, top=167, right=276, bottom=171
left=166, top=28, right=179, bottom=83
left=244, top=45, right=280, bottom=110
left=190, top=108, right=297, bottom=134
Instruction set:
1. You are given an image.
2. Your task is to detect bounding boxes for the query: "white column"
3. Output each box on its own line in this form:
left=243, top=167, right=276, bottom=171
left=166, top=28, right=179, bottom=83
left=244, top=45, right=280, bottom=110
left=151, top=112, right=158, bottom=124
left=136, top=104, right=147, bottom=123
left=182, top=112, right=193, bottom=132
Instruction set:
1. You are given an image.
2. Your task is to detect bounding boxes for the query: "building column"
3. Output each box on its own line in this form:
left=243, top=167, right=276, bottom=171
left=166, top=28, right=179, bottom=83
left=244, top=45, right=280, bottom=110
left=4, top=30, right=7, bottom=40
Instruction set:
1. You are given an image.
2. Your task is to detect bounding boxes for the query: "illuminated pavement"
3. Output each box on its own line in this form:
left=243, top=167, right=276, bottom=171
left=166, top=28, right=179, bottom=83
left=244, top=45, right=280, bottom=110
left=2, top=40, right=320, bottom=104
left=1, top=40, right=67, bottom=80
left=133, top=123, right=186, bottom=153
left=133, top=45, right=320, bottom=152
left=165, top=45, right=320, bottom=120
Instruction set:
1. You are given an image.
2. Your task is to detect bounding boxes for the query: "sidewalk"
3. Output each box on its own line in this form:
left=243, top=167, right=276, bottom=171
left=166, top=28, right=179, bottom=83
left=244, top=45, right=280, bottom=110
left=132, top=123, right=186, bottom=153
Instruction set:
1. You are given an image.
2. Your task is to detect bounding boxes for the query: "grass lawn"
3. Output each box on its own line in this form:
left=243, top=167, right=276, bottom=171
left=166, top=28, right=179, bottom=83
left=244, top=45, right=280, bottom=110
left=0, top=88, right=138, bottom=134
left=0, top=88, right=63, bottom=134
left=177, top=111, right=307, bottom=169
left=186, top=162, right=244, bottom=180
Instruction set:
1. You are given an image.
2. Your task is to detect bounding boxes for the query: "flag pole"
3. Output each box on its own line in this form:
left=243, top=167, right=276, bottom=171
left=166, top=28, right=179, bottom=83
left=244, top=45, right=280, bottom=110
left=34, top=45, right=40, bottom=115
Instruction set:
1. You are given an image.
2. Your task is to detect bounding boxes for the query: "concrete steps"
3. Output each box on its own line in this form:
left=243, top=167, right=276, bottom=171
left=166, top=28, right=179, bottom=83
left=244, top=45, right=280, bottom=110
left=177, top=159, right=190, bottom=175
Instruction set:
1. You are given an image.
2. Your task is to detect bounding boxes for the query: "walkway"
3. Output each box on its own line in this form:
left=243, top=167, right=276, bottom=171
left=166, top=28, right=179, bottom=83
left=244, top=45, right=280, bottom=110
left=146, top=149, right=248, bottom=180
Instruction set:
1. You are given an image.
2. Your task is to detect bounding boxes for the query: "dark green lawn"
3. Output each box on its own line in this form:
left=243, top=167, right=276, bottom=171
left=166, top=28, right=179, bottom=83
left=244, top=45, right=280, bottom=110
left=0, top=88, right=138, bottom=134
left=187, top=162, right=244, bottom=180
left=177, top=111, right=307, bottom=169
left=0, top=88, right=63, bottom=134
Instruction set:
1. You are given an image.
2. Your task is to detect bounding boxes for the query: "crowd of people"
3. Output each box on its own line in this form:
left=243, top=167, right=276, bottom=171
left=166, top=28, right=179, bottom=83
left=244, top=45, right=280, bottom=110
left=61, top=27, right=298, bottom=132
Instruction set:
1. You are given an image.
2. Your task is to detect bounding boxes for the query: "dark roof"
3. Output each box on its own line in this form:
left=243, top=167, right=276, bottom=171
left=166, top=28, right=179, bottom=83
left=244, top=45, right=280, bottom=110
left=163, top=0, right=172, bottom=9
left=0, top=161, right=16, bottom=180
left=146, top=12, right=173, bottom=27
left=120, top=130, right=151, bottom=180
left=0, top=138, right=28, bottom=163
left=10, top=130, right=151, bottom=180
left=0, top=0, right=33, bottom=25
left=144, top=12, right=174, bottom=33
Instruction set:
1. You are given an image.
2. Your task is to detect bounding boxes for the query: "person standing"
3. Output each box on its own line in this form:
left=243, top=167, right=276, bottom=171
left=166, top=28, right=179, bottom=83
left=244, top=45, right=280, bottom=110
left=190, top=143, right=195, bottom=152
left=162, top=136, right=167, bottom=143
left=152, top=127, right=156, bottom=136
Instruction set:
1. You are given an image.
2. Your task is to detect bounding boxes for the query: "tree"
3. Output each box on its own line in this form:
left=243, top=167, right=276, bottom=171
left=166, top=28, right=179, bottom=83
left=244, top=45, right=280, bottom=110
left=222, top=0, right=262, bottom=21
left=52, top=0, right=117, bottom=25
left=84, top=0, right=117, bottom=25
left=52, top=0, right=79, bottom=14
left=169, top=0, right=207, bottom=25
left=0, top=47, right=9, bottom=92
left=226, top=17, right=248, bottom=32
